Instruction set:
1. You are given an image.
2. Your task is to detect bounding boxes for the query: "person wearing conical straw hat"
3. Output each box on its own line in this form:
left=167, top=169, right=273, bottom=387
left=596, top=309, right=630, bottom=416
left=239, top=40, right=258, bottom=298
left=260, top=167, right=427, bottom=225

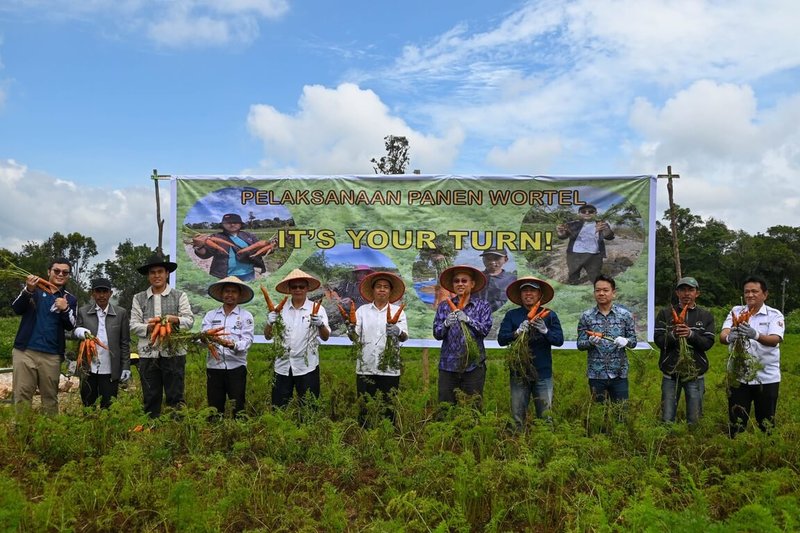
left=432, top=265, right=493, bottom=406
left=351, top=271, right=408, bottom=423
left=130, top=252, right=194, bottom=418
left=201, top=276, right=255, bottom=418
left=498, top=277, right=563, bottom=429
left=264, top=268, right=330, bottom=408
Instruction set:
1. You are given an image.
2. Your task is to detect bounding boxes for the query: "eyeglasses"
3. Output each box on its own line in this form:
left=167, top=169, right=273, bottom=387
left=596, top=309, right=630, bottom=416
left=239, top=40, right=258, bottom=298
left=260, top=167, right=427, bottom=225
left=288, top=284, right=307, bottom=290
left=51, top=268, right=71, bottom=276
left=579, top=209, right=596, bottom=214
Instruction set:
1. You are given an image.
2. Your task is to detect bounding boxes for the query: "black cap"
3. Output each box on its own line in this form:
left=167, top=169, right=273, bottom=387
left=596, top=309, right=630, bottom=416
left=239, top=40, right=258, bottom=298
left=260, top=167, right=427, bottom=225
left=221, top=213, right=243, bottom=225
left=479, top=248, right=508, bottom=257
left=90, top=278, right=112, bottom=290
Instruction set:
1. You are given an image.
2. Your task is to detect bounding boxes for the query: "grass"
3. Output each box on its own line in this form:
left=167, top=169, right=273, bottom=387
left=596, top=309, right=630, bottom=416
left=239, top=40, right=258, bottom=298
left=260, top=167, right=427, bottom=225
left=1, top=317, right=799, bottom=531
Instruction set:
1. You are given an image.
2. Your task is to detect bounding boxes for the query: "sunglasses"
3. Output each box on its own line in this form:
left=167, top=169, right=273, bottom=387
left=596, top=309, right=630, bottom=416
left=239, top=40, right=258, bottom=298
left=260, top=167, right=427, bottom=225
left=288, top=284, right=307, bottom=290
left=579, top=209, right=596, bottom=214
left=51, top=268, right=71, bottom=276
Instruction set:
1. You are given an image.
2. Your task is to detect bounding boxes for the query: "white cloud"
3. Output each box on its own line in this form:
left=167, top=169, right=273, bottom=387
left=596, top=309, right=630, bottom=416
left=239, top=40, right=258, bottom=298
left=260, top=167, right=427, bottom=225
left=486, top=136, right=563, bottom=171
left=246, top=83, right=464, bottom=174
left=0, top=160, right=166, bottom=260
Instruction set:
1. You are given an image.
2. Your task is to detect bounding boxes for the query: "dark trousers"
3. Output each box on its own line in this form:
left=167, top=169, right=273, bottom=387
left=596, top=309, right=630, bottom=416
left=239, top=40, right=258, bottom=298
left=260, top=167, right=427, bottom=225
left=728, top=382, right=779, bottom=435
left=139, top=356, right=186, bottom=418
left=566, top=252, right=603, bottom=285
left=80, top=372, right=119, bottom=409
left=438, top=363, right=486, bottom=405
left=589, top=377, right=629, bottom=403
left=207, top=366, right=247, bottom=417
left=357, top=374, right=400, bottom=424
left=272, top=366, right=320, bottom=408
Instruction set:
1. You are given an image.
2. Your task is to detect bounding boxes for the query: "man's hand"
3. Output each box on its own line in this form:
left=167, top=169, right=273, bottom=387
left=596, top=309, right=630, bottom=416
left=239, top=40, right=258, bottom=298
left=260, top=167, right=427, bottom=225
left=531, top=317, right=548, bottom=334
left=454, top=310, right=470, bottom=323
left=54, top=297, right=69, bottom=312
left=444, top=312, right=458, bottom=328
left=74, top=327, right=90, bottom=340
left=515, top=320, right=530, bottom=337
left=673, top=323, right=691, bottom=338
left=737, top=324, right=759, bottom=340
left=120, top=370, right=131, bottom=383
left=726, top=329, right=740, bottom=343
left=25, top=274, right=38, bottom=293
left=192, top=235, right=208, bottom=248
left=267, top=311, right=279, bottom=325
left=386, top=324, right=401, bottom=338
left=309, top=314, right=324, bottom=328
left=613, top=336, right=629, bottom=348
left=589, top=335, right=603, bottom=345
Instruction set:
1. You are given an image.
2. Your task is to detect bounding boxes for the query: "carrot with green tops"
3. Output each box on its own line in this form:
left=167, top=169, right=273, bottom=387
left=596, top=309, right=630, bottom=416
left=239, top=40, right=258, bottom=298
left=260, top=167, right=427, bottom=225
left=527, top=301, right=541, bottom=320
left=312, top=298, right=323, bottom=315
left=261, top=285, right=275, bottom=312
left=445, top=298, right=458, bottom=312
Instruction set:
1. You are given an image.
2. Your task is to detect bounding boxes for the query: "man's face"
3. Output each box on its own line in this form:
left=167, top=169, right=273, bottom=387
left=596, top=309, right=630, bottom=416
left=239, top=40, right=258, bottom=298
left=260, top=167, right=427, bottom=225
left=578, top=206, right=597, bottom=221
left=520, top=287, right=542, bottom=307
left=148, top=266, right=168, bottom=290
left=451, top=272, right=475, bottom=296
left=675, top=285, right=699, bottom=308
left=372, top=279, right=392, bottom=302
left=48, top=263, right=71, bottom=287
left=482, top=254, right=508, bottom=275
left=222, top=285, right=241, bottom=306
left=743, top=281, right=767, bottom=309
left=92, top=288, right=112, bottom=308
left=288, top=280, right=309, bottom=299
left=593, top=280, right=615, bottom=305
left=222, top=222, right=242, bottom=233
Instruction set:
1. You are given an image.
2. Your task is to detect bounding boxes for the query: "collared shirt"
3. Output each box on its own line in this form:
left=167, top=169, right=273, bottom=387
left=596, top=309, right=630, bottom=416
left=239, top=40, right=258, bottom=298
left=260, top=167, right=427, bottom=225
left=723, top=304, right=784, bottom=384
left=201, top=305, right=254, bottom=370
left=577, top=304, right=638, bottom=379
left=573, top=223, right=600, bottom=253
left=130, top=285, right=194, bottom=358
left=432, top=296, right=493, bottom=372
left=355, top=302, right=408, bottom=376
left=90, top=304, right=112, bottom=375
left=273, top=298, right=329, bottom=377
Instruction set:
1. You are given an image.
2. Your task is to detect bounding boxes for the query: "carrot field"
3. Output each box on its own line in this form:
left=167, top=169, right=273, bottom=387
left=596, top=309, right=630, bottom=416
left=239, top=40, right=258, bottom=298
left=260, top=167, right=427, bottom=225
left=1, top=317, right=798, bottom=531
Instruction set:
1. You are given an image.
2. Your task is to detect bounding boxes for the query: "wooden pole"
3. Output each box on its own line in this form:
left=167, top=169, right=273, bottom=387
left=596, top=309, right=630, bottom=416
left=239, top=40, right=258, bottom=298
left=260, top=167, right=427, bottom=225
left=658, top=166, right=682, bottom=281
left=151, top=169, right=167, bottom=256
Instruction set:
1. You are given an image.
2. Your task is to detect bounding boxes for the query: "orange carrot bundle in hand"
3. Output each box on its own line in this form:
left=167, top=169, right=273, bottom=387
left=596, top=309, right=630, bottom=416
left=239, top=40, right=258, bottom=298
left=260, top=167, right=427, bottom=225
left=387, top=303, right=405, bottom=324
left=261, top=285, right=275, bottom=311
left=148, top=316, right=172, bottom=347
left=0, top=259, right=60, bottom=294
left=311, top=298, right=323, bottom=315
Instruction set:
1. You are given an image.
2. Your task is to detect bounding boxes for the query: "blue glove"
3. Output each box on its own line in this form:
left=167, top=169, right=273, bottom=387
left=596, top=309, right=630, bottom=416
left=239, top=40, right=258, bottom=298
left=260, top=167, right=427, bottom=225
left=120, top=370, right=131, bottom=383
left=444, top=312, right=458, bottom=328
left=737, top=324, right=759, bottom=340
left=386, top=323, right=401, bottom=337
left=454, top=310, right=470, bottom=323
left=532, top=317, right=548, bottom=334
left=309, top=314, right=324, bottom=328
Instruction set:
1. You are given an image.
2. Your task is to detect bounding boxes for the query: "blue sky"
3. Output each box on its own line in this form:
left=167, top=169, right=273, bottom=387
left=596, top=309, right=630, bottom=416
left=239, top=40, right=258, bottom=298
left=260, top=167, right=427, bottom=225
left=1, top=0, right=799, bottom=260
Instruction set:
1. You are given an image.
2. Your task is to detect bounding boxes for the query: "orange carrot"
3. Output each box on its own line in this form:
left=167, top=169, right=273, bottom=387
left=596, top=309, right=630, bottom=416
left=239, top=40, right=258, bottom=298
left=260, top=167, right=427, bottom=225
left=207, top=236, right=234, bottom=248
left=251, top=242, right=274, bottom=257
left=458, top=291, right=471, bottom=310
left=150, top=324, right=161, bottom=345
left=312, top=298, right=323, bottom=315
left=261, top=286, right=275, bottom=312
left=165, top=320, right=172, bottom=336
left=208, top=343, right=220, bottom=361
left=446, top=298, right=458, bottom=312
left=678, top=305, right=689, bottom=323
left=77, top=340, right=86, bottom=367
left=389, top=303, right=406, bottom=324
left=236, top=240, right=270, bottom=255
left=203, top=239, right=229, bottom=255
left=275, top=296, right=288, bottom=312
left=337, top=303, right=348, bottom=320
left=92, top=337, right=109, bottom=351
left=349, top=302, right=356, bottom=324
left=386, top=305, right=392, bottom=323
left=36, top=279, right=59, bottom=294
left=534, top=309, right=550, bottom=320
left=671, top=307, right=680, bottom=324
left=527, top=301, right=541, bottom=320
left=586, top=330, right=605, bottom=338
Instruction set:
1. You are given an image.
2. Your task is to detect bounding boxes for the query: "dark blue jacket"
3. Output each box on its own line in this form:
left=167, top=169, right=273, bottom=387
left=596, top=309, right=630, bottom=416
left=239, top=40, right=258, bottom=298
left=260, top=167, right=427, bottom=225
left=498, top=306, right=564, bottom=379
left=12, top=286, right=78, bottom=357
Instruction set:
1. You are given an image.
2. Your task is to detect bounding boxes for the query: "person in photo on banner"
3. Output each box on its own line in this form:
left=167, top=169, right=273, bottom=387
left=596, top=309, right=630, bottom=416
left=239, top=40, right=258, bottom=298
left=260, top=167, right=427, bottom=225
left=11, top=257, right=78, bottom=415
left=201, top=276, right=255, bottom=419
left=432, top=265, right=493, bottom=406
left=654, top=277, right=715, bottom=425
left=577, top=275, right=637, bottom=406
left=497, top=277, right=564, bottom=429
left=264, top=268, right=330, bottom=408
left=557, top=204, right=615, bottom=285
left=721, top=275, right=784, bottom=436
left=73, top=278, right=131, bottom=409
left=474, top=247, right=517, bottom=312
left=192, top=213, right=271, bottom=281
left=130, top=253, right=194, bottom=418
left=349, top=271, right=409, bottom=424
left=335, top=264, right=375, bottom=309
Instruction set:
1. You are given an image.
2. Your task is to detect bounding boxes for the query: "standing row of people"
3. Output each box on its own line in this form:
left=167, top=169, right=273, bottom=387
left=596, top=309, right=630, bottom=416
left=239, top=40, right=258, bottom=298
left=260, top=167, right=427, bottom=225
left=10, top=255, right=784, bottom=435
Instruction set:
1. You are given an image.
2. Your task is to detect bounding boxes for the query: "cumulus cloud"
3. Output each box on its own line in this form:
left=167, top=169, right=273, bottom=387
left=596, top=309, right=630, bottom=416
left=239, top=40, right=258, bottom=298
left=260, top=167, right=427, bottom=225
left=486, top=136, right=564, bottom=171
left=0, top=159, right=167, bottom=260
left=246, top=83, right=464, bottom=174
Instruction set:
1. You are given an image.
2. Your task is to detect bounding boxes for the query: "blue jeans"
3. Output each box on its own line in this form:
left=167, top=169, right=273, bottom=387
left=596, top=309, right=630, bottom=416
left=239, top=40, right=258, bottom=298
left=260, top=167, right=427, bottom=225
left=510, top=375, right=553, bottom=428
left=661, top=375, right=704, bottom=424
left=588, top=377, right=628, bottom=403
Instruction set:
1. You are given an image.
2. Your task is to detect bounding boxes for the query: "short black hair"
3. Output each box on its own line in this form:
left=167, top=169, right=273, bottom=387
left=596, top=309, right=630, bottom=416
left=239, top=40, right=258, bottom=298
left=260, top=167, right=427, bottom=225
left=594, top=274, right=616, bottom=290
left=743, top=275, right=768, bottom=292
left=49, top=257, right=72, bottom=270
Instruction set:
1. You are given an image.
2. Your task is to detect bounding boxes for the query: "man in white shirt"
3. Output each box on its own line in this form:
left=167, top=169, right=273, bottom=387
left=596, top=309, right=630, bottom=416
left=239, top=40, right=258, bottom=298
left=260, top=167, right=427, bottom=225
left=721, top=275, right=785, bottom=435
left=556, top=204, right=614, bottom=285
left=201, top=276, right=255, bottom=418
left=73, top=278, right=131, bottom=409
left=264, top=269, right=330, bottom=408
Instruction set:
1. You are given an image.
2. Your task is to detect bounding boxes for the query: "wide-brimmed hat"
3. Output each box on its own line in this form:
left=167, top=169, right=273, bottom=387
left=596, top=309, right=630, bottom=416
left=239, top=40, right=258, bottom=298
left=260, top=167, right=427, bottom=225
left=506, top=276, right=555, bottom=306
left=275, top=268, right=321, bottom=294
left=353, top=264, right=374, bottom=273
left=207, top=276, right=254, bottom=304
left=137, top=252, right=178, bottom=275
left=438, top=265, right=487, bottom=293
left=359, top=271, right=405, bottom=303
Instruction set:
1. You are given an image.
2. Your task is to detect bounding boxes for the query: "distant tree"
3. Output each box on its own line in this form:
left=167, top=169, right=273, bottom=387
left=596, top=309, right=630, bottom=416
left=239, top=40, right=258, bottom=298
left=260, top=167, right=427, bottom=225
left=371, top=135, right=410, bottom=175
left=90, top=240, right=153, bottom=311
left=15, top=232, right=98, bottom=298
left=248, top=211, right=257, bottom=228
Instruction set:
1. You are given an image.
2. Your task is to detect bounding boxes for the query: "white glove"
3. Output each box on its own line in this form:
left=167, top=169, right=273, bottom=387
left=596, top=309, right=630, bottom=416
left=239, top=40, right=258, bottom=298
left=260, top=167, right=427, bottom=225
left=120, top=370, right=131, bottom=382
left=737, top=324, right=759, bottom=340
left=589, top=335, right=603, bottom=345
left=454, top=310, right=470, bottom=323
left=532, top=317, right=548, bottom=334
left=74, top=327, right=90, bottom=340
left=515, top=320, right=530, bottom=336
left=309, top=314, right=324, bottom=328
left=267, top=311, right=279, bottom=325
left=614, top=336, right=629, bottom=348
left=444, top=312, right=458, bottom=328
left=386, top=323, right=401, bottom=337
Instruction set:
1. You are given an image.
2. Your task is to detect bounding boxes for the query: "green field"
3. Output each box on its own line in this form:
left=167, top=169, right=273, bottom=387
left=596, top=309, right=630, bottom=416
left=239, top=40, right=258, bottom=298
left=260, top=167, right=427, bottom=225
left=1, top=316, right=799, bottom=531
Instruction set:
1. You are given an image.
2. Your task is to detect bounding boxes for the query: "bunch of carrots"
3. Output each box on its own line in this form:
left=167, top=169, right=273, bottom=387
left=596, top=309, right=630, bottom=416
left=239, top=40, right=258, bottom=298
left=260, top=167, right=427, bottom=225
left=669, top=305, right=699, bottom=381
left=199, top=327, right=235, bottom=361
left=77, top=333, right=109, bottom=368
left=301, top=298, right=325, bottom=366
left=446, top=292, right=481, bottom=371
left=0, top=259, right=60, bottom=294
left=726, top=307, right=763, bottom=387
left=148, top=316, right=173, bottom=347
left=186, top=227, right=276, bottom=258
left=506, top=301, right=550, bottom=380
left=378, top=303, right=406, bottom=371
left=337, top=301, right=365, bottom=363
left=260, top=286, right=288, bottom=360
